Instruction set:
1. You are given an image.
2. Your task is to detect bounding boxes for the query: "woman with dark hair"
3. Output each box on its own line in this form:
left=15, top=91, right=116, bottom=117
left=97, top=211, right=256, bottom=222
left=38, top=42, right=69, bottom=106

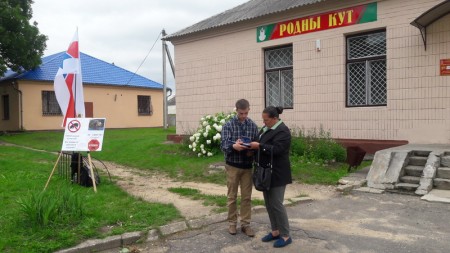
left=249, top=106, right=293, bottom=248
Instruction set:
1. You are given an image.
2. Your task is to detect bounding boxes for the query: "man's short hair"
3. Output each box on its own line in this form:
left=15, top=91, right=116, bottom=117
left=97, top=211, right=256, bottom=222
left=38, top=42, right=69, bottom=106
left=235, top=99, right=250, bottom=110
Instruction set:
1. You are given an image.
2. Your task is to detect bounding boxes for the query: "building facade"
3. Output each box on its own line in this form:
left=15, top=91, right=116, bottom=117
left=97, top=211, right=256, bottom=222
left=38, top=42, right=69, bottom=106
left=0, top=52, right=165, bottom=131
left=165, top=0, right=450, bottom=151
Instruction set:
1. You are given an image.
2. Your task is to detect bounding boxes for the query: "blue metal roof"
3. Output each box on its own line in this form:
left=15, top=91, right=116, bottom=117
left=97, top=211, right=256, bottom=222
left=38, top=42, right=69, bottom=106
left=0, top=69, right=19, bottom=82
left=11, top=52, right=163, bottom=89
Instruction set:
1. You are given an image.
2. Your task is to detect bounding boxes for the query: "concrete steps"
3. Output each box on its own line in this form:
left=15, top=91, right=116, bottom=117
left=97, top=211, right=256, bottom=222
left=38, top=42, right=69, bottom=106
left=434, top=178, right=450, bottom=190
left=432, top=153, right=450, bottom=189
left=396, top=183, right=420, bottom=191
left=413, top=150, right=431, bottom=157
left=437, top=167, right=450, bottom=180
left=400, top=176, right=420, bottom=184
left=441, top=155, right=450, bottom=167
left=409, top=156, right=427, bottom=166
left=404, top=165, right=424, bottom=177
left=434, top=166, right=450, bottom=190
left=396, top=153, right=427, bottom=192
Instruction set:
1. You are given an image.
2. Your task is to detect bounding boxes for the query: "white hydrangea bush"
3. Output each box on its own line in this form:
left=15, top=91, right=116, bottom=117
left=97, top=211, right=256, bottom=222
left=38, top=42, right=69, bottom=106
left=188, top=111, right=236, bottom=157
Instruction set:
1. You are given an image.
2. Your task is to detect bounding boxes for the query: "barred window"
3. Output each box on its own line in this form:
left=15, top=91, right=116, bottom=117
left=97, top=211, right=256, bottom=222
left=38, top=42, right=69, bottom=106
left=264, top=45, right=293, bottom=108
left=138, top=95, right=152, bottom=115
left=2, top=95, right=9, bottom=120
left=346, top=30, right=386, bottom=107
left=42, top=91, right=62, bottom=115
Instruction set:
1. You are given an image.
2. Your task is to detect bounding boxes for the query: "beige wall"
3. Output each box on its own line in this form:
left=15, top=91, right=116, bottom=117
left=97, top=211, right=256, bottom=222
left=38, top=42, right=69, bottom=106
left=15, top=81, right=163, bottom=130
left=171, top=0, right=450, bottom=144
left=0, top=81, right=20, bottom=131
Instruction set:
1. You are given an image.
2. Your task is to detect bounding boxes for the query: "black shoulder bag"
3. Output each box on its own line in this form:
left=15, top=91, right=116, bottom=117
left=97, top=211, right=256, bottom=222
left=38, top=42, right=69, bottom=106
left=253, top=146, right=272, bottom=191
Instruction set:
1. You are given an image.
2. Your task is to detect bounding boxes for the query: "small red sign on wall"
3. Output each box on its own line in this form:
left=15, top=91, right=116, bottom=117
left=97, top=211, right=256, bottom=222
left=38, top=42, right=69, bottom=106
left=441, top=59, right=450, bottom=76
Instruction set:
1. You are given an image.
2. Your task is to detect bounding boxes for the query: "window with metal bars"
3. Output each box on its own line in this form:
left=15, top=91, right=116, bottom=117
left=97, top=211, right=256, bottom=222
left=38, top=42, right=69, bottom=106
left=346, top=30, right=387, bottom=107
left=264, top=45, right=293, bottom=108
left=138, top=95, right=152, bottom=115
left=2, top=95, right=9, bottom=120
left=42, top=91, right=62, bottom=115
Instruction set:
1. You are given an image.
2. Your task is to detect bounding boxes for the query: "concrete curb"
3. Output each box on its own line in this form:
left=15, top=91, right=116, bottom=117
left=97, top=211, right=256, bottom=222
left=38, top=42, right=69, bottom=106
left=159, top=221, right=188, bottom=236
left=288, top=196, right=313, bottom=206
left=55, top=235, right=123, bottom=253
left=353, top=186, right=385, bottom=194
left=146, top=229, right=159, bottom=242
left=55, top=197, right=313, bottom=253
left=187, top=212, right=228, bottom=229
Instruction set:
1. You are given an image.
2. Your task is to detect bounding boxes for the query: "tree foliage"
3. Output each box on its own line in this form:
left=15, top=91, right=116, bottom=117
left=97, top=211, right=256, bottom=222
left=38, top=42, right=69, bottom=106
left=0, top=0, right=47, bottom=76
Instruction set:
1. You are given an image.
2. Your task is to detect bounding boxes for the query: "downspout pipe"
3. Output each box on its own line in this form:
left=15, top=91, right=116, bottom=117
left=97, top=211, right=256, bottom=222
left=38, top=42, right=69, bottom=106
left=11, top=80, right=23, bottom=130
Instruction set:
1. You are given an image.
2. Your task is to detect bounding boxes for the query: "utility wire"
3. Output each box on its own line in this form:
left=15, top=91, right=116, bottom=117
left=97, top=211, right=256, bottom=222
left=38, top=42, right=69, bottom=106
left=126, top=31, right=162, bottom=85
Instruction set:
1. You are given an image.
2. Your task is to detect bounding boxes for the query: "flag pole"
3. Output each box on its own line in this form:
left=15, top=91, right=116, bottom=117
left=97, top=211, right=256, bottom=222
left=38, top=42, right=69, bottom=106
left=73, top=30, right=79, bottom=190
left=74, top=27, right=78, bottom=118
left=74, top=73, right=77, bottom=118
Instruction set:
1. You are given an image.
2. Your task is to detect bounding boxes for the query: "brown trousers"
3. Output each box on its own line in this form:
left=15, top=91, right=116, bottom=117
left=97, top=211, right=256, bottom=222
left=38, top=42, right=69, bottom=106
left=226, top=164, right=253, bottom=227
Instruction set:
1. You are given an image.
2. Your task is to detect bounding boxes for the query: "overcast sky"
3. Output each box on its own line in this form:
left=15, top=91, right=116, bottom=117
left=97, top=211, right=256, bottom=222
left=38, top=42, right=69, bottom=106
left=31, top=0, right=249, bottom=94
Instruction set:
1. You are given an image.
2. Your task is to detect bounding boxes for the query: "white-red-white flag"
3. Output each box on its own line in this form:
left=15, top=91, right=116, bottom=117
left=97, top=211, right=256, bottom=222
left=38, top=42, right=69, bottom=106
left=54, top=29, right=85, bottom=127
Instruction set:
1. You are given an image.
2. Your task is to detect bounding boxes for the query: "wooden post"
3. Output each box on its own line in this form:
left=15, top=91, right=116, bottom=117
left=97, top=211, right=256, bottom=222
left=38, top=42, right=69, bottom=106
left=44, top=152, right=62, bottom=190
left=77, top=152, right=81, bottom=184
left=87, top=152, right=97, bottom=193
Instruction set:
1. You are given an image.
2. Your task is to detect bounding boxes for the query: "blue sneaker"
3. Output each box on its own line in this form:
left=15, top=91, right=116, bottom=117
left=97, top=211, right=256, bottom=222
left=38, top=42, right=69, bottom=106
left=273, top=237, right=292, bottom=248
left=261, top=232, right=280, bottom=242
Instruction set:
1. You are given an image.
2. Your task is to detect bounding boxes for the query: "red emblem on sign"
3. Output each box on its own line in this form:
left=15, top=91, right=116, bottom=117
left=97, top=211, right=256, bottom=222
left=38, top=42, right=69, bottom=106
left=88, top=139, right=100, bottom=151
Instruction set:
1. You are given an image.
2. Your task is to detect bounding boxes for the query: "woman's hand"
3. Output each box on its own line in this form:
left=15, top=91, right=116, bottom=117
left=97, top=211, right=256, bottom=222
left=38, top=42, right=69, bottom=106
left=249, top=141, right=260, bottom=150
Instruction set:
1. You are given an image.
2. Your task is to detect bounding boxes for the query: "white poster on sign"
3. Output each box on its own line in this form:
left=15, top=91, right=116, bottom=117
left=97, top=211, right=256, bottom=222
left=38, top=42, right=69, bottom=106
left=62, top=118, right=106, bottom=151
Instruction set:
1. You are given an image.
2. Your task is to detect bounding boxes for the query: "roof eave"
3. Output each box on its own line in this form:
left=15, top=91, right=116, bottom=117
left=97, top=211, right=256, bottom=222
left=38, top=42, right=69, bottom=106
left=410, top=0, right=450, bottom=51
left=410, top=0, right=450, bottom=28
left=164, top=0, right=326, bottom=41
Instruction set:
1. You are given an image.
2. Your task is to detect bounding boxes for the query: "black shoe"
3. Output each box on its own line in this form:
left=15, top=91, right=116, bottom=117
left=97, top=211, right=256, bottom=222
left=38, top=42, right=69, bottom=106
left=261, top=232, right=280, bottom=242
left=273, top=237, right=292, bottom=248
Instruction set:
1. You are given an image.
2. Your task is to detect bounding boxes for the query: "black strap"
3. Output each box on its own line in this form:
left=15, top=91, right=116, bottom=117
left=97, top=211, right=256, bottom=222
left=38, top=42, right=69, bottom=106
left=257, top=145, right=273, bottom=169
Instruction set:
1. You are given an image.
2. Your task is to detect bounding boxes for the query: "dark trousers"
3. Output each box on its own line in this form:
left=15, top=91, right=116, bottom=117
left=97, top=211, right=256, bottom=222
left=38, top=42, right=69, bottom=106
left=263, top=185, right=290, bottom=237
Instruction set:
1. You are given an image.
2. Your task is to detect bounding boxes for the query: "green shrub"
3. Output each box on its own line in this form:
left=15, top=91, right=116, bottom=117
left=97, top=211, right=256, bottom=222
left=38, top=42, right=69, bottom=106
left=291, top=126, right=346, bottom=163
left=291, top=137, right=308, bottom=158
left=17, top=184, right=84, bottom=228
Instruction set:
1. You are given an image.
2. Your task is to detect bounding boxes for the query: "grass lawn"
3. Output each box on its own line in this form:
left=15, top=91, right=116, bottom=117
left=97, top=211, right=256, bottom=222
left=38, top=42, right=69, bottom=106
left=291, top=156, right=372, bottom=185
left=0, top=128, right=227, bottom=184
left=0, top=145, right=180, bottom=253
left=0, top=128, right=370, bottom=186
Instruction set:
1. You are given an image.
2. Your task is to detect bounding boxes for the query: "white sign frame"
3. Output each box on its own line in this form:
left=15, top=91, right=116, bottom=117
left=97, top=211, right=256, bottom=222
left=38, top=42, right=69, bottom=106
left=62, top=118, right=106, bottom=152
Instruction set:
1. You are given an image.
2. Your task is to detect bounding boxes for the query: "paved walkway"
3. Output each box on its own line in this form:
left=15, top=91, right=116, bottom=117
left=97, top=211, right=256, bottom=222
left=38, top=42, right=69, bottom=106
left=56, top=164, right=450, bottom=253
left=97, top=191, right=450, bottom=253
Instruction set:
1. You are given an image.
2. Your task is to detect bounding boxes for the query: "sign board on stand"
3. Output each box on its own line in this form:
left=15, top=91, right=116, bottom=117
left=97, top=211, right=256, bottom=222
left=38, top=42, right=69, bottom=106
left=45, top=118, right=106, bottom=193
left=62, top=118, right=106, bottom=151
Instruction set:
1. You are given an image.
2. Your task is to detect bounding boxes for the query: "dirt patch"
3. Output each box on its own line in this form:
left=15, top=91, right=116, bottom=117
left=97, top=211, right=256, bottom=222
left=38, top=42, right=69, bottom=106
left=95, top=161, right=338, bottom=219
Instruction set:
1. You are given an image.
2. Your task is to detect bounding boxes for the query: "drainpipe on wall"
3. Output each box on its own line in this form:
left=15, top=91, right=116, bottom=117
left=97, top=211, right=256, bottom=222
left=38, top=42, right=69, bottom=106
left=162, top=29, right=168, bottom=129
left=11, top=80, right=23, bottom=130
